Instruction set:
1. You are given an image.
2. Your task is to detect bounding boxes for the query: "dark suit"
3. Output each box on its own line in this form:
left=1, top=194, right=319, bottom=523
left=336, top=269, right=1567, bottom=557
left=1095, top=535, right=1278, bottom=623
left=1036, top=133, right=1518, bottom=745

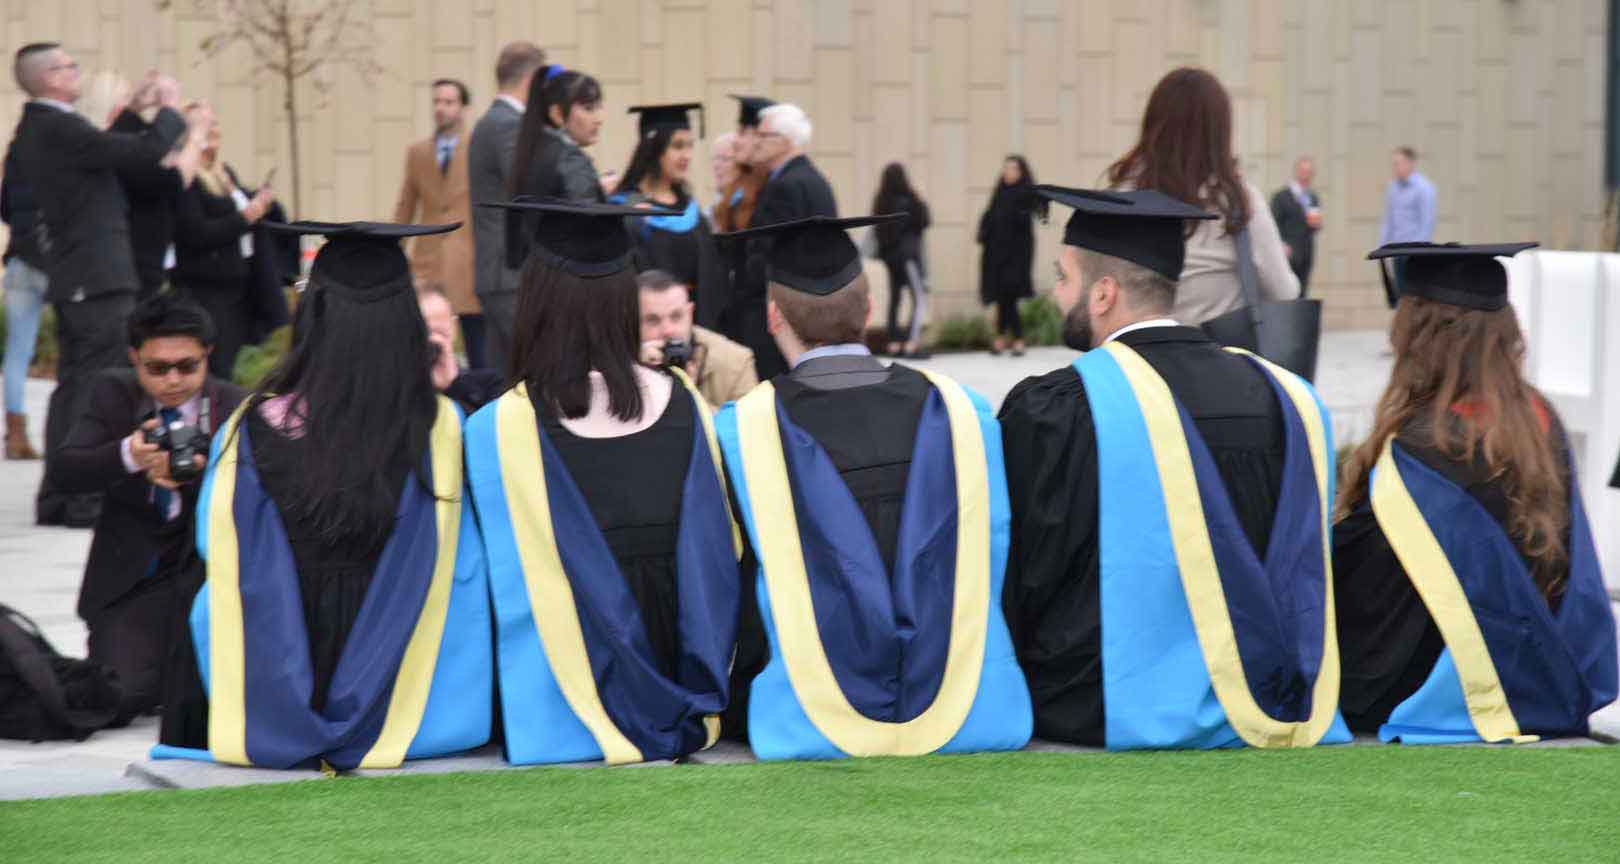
left=468, top=98, right=524, bottom=373
left=737, top=154, right=839, bottom=380
left=172, top=175, right=254, bottom=378
left=8, top=101, right=187, bottom=524
left=107, top=110, right=185, bottom=297
left=997, top=327, right=1287, bottom=745
left=53, top=368, right=247, bottom=719
left=1268, top=184, right=1319, bottom=295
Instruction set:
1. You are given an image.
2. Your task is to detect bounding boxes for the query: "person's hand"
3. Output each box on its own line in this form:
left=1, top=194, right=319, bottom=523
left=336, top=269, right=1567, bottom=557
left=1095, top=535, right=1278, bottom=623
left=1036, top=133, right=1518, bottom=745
left=599, top=171, right=619, bottom=195
left=146, top=450, right=205, bottom=491
left=429, top=331, right=459, bottom=391
left=639, top=339, right=666, bottom=367
left=129, top=72, right=160, bottom=111
left=154, top=75, right=183, bottom=110
left=1305, top=209, right=1323, bottom=230
left=1283, top=243, right=1293, bottom=259
left=241, top=186, right=273, bottom=223
left=127, top=419, right=164, bottom=473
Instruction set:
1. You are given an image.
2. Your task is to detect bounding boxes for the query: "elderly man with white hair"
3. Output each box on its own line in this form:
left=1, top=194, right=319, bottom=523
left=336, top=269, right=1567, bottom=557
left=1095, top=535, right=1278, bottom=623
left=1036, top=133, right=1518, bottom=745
left=728, top=102, right=838, bottom=379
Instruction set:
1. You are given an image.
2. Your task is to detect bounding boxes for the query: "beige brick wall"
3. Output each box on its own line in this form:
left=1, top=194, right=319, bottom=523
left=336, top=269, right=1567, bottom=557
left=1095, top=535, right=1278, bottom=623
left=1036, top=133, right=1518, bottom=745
left=2, top=0, right=1607, bottom=331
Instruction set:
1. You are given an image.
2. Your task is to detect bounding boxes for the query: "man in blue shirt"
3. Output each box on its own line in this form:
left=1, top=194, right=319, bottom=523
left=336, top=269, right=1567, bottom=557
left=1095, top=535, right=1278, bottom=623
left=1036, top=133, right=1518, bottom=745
left=1376, top=146, right=1437, bottom=307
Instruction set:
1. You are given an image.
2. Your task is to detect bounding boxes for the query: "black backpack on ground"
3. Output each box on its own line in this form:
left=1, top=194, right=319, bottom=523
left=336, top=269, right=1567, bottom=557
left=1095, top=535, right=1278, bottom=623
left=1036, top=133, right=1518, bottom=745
left=0, top=603, right=123, bottom=742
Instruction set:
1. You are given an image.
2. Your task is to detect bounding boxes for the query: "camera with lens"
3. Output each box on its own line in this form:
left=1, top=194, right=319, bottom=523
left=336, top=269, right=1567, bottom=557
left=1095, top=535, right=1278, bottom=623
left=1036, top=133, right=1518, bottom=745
left=144, top=419, right=208, bottom=483
left=660, top=338, right=693, bottom=370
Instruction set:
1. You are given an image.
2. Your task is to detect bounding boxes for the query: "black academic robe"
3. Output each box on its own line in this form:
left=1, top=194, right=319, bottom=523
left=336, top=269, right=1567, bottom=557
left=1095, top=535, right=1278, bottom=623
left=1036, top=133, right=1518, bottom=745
left=721, top=356, right=929, bottom=738
left=997, top=326, right=1287, bottom=746
left=1332, top=413, right=1573, bottom=732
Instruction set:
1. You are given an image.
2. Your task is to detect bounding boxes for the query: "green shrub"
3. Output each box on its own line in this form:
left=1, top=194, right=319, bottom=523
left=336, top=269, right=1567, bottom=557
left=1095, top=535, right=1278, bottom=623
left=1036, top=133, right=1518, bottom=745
left=232, top=325, right=291, bottom=389
left=1019, top=295, right=1063, bottom=347
left=931, top=315, right=994, bottom=351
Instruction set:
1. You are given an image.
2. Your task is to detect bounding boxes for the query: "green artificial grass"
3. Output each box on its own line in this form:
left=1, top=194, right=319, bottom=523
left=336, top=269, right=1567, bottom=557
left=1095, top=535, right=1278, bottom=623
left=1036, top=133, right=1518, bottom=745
left=4, top=747, right=1620, bottom=863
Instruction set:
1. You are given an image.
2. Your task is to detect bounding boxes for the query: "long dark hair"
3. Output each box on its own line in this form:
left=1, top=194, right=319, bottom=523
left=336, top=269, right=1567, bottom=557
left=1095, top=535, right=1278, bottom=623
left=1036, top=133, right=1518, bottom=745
left=611, top=125, right=688, bottom=203
left=510, top=69, right=603, bottom=198
left=872, top=162, right=917, bottom=214
left=996, top=155, right=1034, bottom=193
left=509, top=259, right=645, bottom=422
left=242, top=279, right=441, bottom=549
left=1337, top=297, right=1569, bottom=601
left=1106, top=67, right=1249, bottom=236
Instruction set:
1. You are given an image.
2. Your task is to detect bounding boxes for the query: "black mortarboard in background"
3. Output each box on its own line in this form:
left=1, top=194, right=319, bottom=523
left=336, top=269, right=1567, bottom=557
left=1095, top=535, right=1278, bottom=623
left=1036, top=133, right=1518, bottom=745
left=729, top=95, right=774, bottom=129
left=1366, top=242, right=1538, bottom=311
left=262, top=221, right=458, bottom=302
left=716, top=214, right=903, bottom=296
left=628, top=102, right=704, bottom=139
left=1033, top=186, right=1217, bottom=281
left=477, top=197, right=681, bottom=277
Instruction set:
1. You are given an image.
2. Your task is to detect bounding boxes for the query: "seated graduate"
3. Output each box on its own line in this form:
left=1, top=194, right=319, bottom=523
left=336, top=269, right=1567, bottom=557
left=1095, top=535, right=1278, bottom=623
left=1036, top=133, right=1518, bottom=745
left=713, top=214, right=1031, bottom=761
left=464, top=199, right=741, bottom=766
left=998, top=186, right=1349, bottom=751
left=1335, top=242, right=1617, bottom=744
left=155, top=221, right=493, bottom=770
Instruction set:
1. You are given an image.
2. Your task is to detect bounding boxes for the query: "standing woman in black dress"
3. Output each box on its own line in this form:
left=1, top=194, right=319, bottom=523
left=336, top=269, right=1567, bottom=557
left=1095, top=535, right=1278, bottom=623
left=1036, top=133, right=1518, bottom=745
left=465, top=200, right=741, bottom=765
left=871, top=162, right=931, bottom=357
left=976, top=155, right=1035, bottom=356
left=171, top=118, right=275, bottom=378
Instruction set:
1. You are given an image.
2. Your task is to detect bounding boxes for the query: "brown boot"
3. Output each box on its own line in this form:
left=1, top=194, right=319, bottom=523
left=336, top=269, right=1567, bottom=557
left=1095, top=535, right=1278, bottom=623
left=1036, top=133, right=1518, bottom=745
left=5, top=412, right=39, bottom=460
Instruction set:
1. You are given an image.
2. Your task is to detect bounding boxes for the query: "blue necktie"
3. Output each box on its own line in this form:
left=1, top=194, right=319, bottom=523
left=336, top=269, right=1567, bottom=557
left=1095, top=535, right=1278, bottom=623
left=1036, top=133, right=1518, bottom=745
left=152, top=407, right=180, bottom=522
left=438, top=141, right=451, bottom=175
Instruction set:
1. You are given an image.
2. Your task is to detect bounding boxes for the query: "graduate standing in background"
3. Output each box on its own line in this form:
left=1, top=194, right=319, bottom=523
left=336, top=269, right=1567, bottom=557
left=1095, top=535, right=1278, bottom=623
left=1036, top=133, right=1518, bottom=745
left=608, top=102, right=730, bottom=331
left=712, top=95, right=773, bottom=235
left=466, top=200, right=741, bottom=766
left=1334, top=242, right=1616, bottom=744
left=714, top=214, right=1031, bottom=761
left=156, top=222, right=493, bottom=770
left=998, top=186, right=1348, bottom=751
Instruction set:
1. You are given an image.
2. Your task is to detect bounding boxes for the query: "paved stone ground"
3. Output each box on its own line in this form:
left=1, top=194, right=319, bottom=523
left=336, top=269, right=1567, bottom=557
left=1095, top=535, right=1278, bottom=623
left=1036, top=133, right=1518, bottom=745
left=2, top=332, right=1615, bottom=800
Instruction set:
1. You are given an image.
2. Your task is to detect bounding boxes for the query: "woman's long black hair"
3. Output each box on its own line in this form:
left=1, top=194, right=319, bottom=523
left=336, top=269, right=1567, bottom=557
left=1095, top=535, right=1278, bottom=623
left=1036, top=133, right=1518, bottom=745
left=509, top=69, right=603, bottom=198
left=995, top=154, right=1033, bottom=195
left=241, top=279, right=441, bottom=549
left=872, top=161, right=917, bottom=215
left=611, top=126, right=688, bottom=203
left=509, top=257, right=645, bottom=422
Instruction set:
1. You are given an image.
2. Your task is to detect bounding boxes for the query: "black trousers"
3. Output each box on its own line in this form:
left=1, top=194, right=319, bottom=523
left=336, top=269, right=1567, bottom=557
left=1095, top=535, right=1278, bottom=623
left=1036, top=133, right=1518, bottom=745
left=993, top=297, right=1023, bottom=339
left=459, top=313, right=488, bottom=370
left=88, top=571, right=177, bottom=725
left=39, top=291, right=134, bottom=525
left=176, top=278, right=252, bottom=379
left=480, top=291, right=516, bottom=376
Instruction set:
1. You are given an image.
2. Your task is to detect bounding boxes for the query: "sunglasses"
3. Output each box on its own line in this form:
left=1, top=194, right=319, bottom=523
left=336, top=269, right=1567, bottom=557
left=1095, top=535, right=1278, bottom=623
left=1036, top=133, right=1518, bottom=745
left=141, top=357, right=205, bottom=376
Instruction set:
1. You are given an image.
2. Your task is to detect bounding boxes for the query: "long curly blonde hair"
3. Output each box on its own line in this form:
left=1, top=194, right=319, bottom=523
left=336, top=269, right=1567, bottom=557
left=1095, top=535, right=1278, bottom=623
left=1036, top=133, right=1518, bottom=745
left=1336, top=296, right=1569, bottom=601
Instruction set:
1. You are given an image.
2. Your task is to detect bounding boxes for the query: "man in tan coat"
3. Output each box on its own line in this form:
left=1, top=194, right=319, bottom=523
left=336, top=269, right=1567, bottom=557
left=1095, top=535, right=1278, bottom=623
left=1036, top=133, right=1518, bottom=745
left=394, top=78, right=484, bottom=368
left=637, top=270, right=757, bottom=409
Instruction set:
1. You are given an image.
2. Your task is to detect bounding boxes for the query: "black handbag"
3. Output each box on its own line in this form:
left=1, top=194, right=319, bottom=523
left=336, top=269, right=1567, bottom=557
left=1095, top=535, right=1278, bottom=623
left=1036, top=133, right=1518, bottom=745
left=1201, top=225, right=1323, bottom=382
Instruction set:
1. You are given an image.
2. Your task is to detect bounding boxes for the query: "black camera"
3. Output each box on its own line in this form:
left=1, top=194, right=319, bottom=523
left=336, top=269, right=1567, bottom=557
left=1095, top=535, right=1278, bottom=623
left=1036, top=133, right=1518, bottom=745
left=144, top=419, right=207, bottom=483
left=661, top=338, right=693, bottom=369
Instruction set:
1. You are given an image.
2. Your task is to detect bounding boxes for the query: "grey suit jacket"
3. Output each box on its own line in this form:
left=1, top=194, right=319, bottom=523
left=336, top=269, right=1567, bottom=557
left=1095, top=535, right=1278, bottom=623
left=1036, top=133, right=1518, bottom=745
left=468, top=98, right=523, bottom=299
left=788, top=353, right=891, bottom=391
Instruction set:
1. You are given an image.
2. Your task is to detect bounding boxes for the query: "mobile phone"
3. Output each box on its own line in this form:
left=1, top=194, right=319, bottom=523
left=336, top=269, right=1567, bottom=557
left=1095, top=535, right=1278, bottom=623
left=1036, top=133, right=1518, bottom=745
left=262, top=166, right=277, bottom=187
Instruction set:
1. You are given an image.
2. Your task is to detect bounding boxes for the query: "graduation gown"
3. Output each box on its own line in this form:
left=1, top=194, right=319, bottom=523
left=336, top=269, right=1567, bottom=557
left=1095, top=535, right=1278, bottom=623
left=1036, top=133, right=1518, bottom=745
left=610, top=190, right=731, bottom=331
left=155, top=396, right=494, bottom=769
left=466, top=371, right=741, bottom=765
left=1334, top=414, right=1618, bottom=742
left=999, top=326, right=1347, bottom=749
left=717, top=359, right=1032, bottom=760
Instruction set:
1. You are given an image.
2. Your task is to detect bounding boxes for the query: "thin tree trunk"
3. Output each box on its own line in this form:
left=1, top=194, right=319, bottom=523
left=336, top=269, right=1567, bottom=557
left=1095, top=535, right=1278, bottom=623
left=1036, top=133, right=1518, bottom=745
left=285, top=79, right=300, bottom=219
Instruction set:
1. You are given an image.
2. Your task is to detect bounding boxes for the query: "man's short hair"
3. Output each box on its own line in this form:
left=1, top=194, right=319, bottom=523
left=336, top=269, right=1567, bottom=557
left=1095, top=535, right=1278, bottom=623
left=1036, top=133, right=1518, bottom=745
left=636, top=269, right=690, bottom=295
left=494, top=42, right=546, bottom=88
left=759, top=103, right=812, bottom=149
left=431, top=77, right=471, bottom=105
left=127, top=293, right=216, bottom=350
left=767, top=273, right=869, bottom=346
left=1079, top=249, right=1176, bottom=316
left=13, top=42, right=60, bottom=96
left=1395, top=145, right=1417, bottom=161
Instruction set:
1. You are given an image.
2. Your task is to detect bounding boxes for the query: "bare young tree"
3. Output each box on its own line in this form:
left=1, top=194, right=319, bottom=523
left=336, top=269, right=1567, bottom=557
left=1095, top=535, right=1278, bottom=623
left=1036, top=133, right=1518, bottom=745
left=164, top=0, right=383, bottom=217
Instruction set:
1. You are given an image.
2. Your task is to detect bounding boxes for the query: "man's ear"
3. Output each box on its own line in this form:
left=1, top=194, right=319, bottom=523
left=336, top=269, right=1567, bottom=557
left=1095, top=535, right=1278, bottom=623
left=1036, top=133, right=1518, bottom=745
left=766, top=299, right=783, bottom=335
left=127, top=347, right=141, bottom=367
left=1090, top=275, right=1118, bottom=317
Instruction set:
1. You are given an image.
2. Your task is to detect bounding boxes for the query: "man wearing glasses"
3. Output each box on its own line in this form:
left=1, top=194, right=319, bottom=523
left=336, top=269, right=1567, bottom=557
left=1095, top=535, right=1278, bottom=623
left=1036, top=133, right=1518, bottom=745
left=53, top=294, right=246, bottom=725
left=8, top=42, right=191, bottom=526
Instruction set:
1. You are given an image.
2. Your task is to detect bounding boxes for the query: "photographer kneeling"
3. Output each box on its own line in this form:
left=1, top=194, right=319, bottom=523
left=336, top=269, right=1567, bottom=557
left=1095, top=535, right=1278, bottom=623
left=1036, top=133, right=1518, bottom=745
left=53, top=294, right=246, bottom=723
left=637, top=269, right=757, bottom=407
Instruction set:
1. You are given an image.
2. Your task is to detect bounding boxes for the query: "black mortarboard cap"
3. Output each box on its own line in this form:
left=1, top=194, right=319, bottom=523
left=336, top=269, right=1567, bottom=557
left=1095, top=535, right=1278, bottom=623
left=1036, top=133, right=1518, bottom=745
left=729, top=95, right=774, bottom=129
left=1366, top=242, right=1538, bottom=311
left=1034, top=185, right=1218, bottom=281
left=262, top=220, right=458, bottom=302
left=477, top=197, right=681, bottom=277
left=628, top=101, right=704, bottom=138
left=716, top=214, right=904, bottom=296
